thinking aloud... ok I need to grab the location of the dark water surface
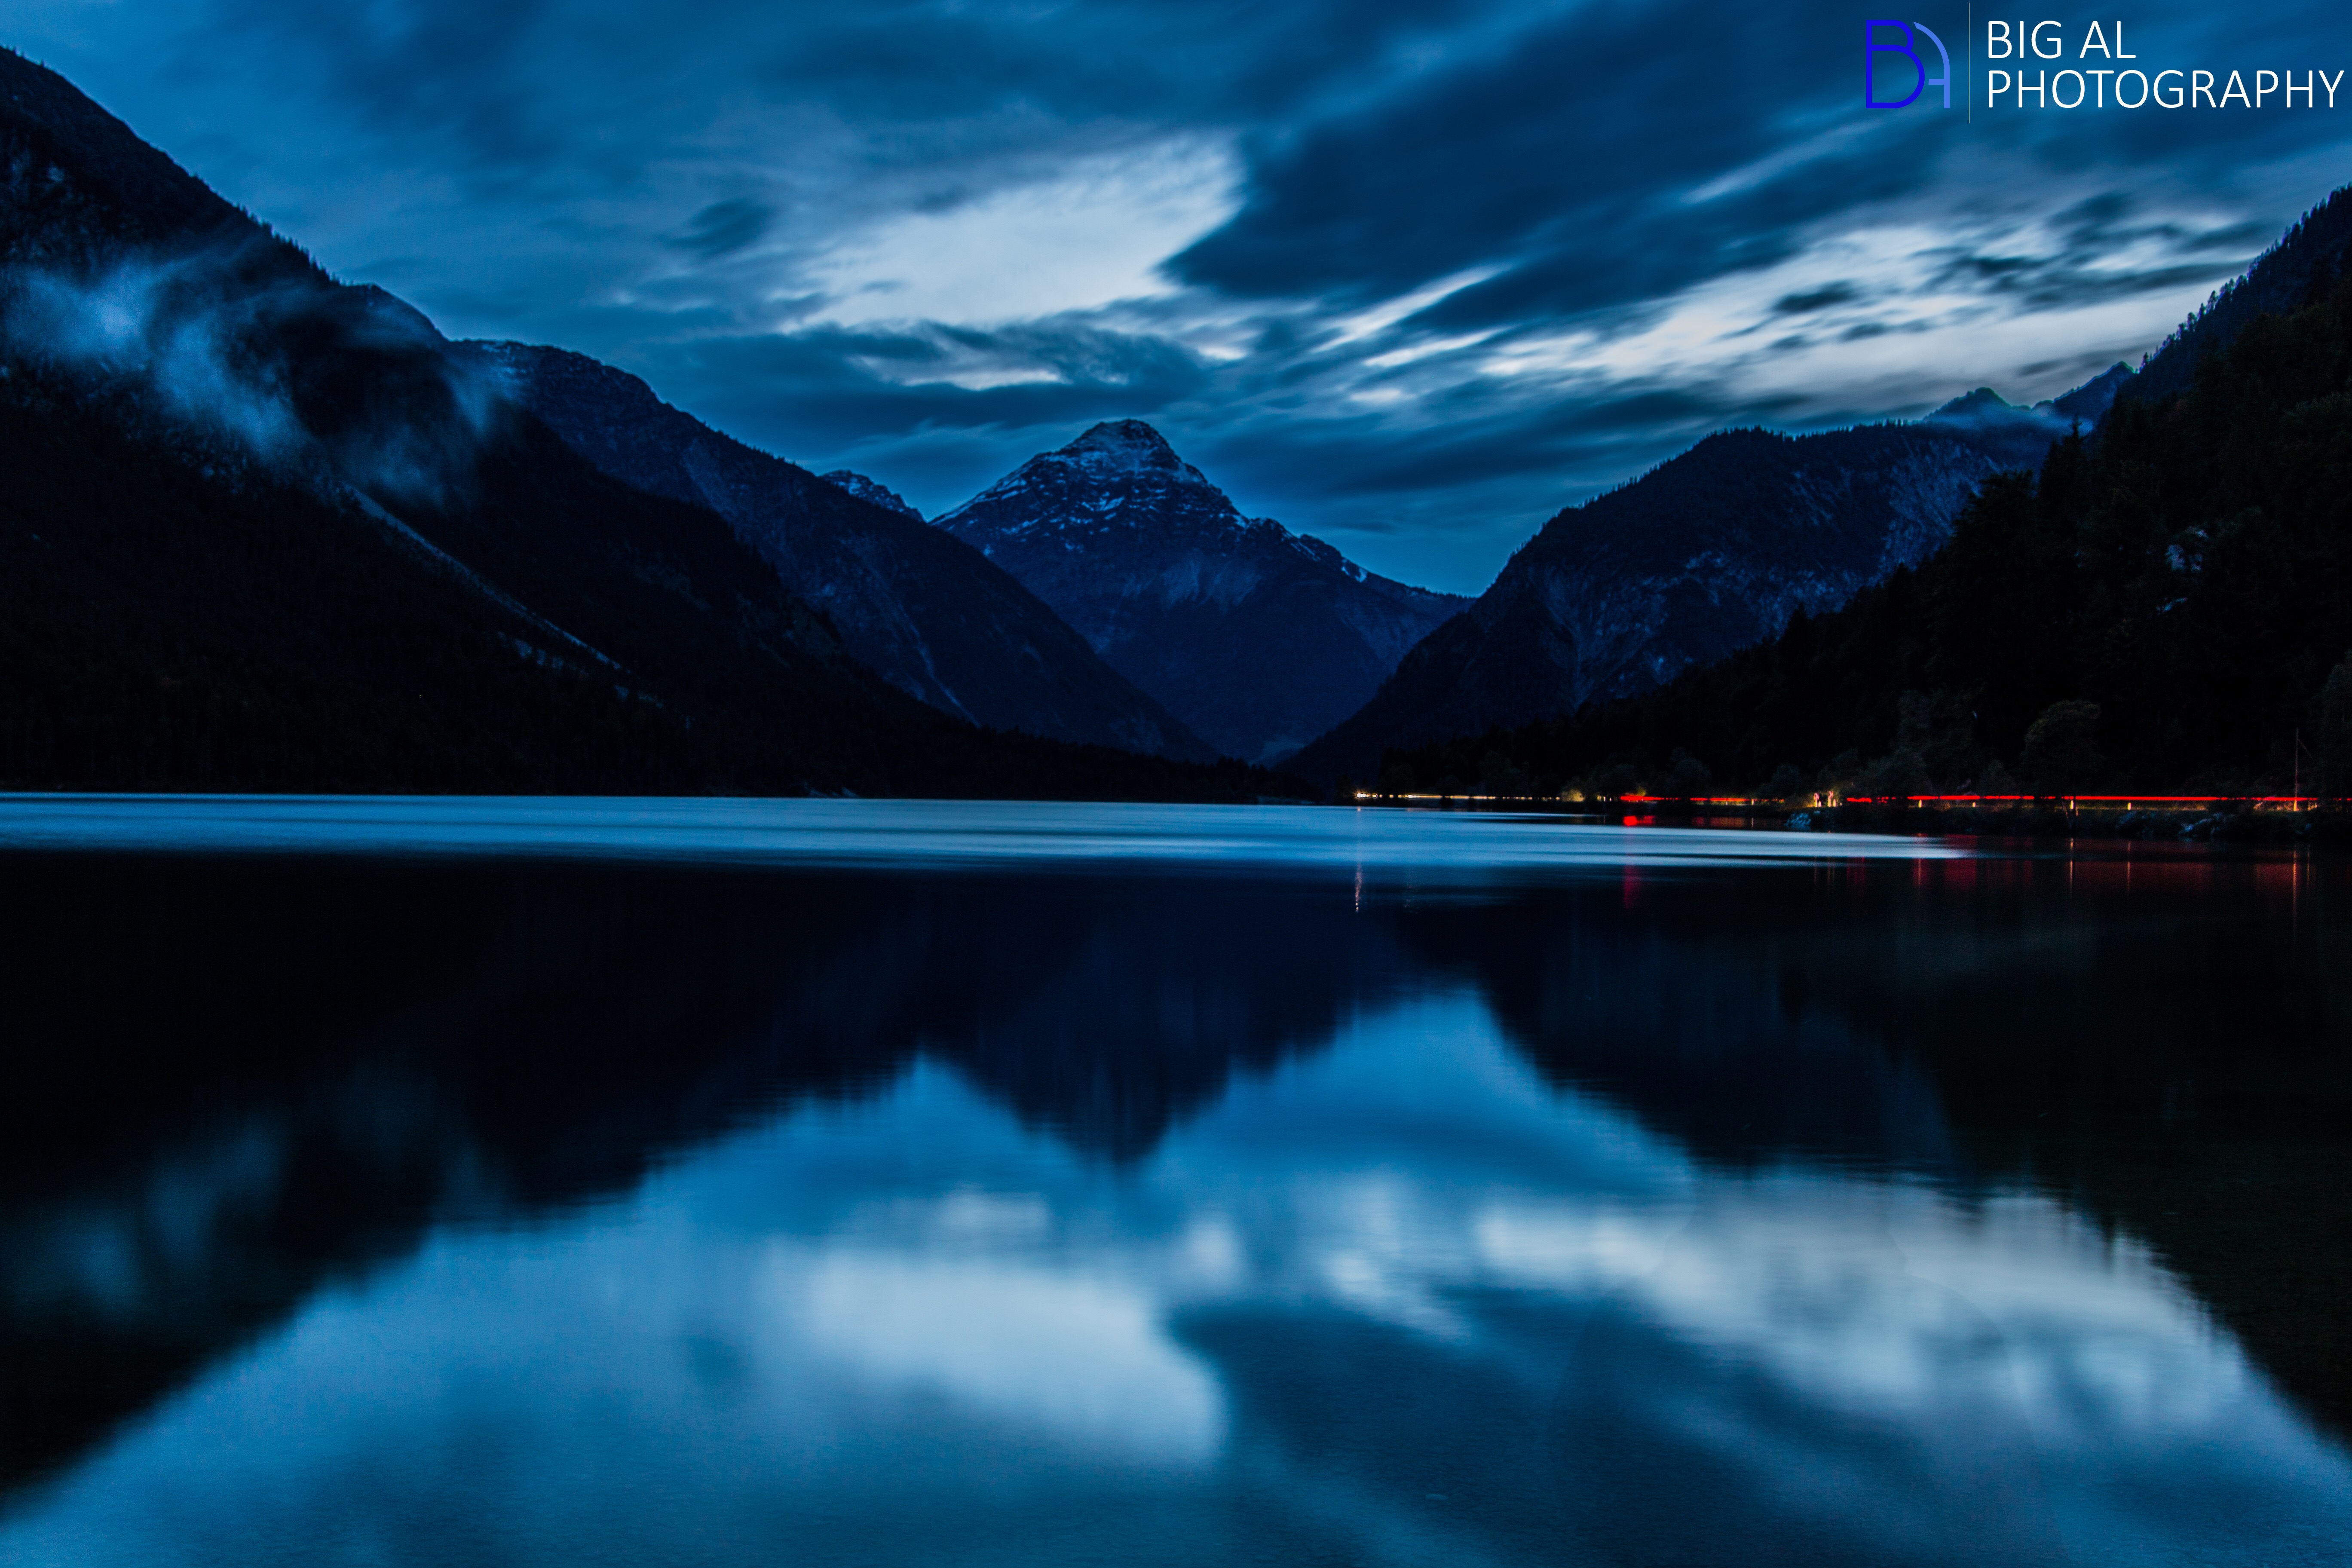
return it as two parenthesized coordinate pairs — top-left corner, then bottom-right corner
(1, 799), (2346, 1566)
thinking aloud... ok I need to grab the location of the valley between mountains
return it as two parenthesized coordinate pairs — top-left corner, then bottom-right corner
(6, 41), (2351, 800)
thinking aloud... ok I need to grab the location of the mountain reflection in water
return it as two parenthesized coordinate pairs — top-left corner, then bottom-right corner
(0, 803), (2346, 1566)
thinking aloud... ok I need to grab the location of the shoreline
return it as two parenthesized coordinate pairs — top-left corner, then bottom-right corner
(1352, 796), (2352, 845)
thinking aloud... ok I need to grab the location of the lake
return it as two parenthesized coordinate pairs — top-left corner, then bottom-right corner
(1, 798), (2346, 1566)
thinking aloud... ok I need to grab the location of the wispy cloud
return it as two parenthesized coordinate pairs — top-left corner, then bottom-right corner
(4, 238), (498, 501)
(13, 0), (2346, 592)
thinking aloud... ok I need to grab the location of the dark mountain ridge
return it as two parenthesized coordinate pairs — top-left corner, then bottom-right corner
(2125, 185), (2352, 406)
(1305, 196), (2352, 793)
(473, 343), (1212, 762)
(0, 46), (1265, 797)
(0, 43), (244, 255)
(1383, 187), (2352, 800)
(1921, 361), (2132, 446)
(1288, 380), (2127, 784)
(938, 420), (1467, 763)
(822, 469), (923, 520)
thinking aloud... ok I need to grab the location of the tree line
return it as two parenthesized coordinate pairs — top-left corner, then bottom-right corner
(1379, 261), (2352, 804)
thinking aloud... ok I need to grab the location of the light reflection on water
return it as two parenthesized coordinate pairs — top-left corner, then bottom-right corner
(0, 801), (2345, 1565)
(0, 794), (1962, 870)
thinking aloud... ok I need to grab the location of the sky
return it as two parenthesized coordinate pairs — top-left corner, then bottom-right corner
(10, 1), (2351, 594)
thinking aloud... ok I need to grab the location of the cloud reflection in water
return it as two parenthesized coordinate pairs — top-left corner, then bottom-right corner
(6, 988), (2344, 1567)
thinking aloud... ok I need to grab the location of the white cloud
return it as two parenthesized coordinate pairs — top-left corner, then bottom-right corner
(1466, 214), (2223, 418)
(800, 140), (1242, 330)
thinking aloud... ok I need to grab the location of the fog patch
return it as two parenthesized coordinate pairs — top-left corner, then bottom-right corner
(1, 239), (503, 505)
(5, 248), (309, 459)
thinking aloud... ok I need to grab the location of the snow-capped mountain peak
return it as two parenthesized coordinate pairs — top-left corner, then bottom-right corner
(935, 421), (1466, 763)
(944, 420), (1241, 538)
(821, 470), (924, 521)
(1059, 420), (1207, 482)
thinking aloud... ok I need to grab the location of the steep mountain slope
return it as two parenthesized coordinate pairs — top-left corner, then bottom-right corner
(1290, 372), (2128, 784)
(1332, 187), (2352, 794)
(822, 470), (922, 520)
(0, 46), (924, 790)
(0, 46), (1254, 797)
(2125, 185), (2352, 405)
(2, 355), (860, 792)
(0, 42), (245, 257)
(1920, 362), (2132, 454)
(937, 421), (1467, 763)
(1391, 253), (2352, 798)
(475, 344), (1210, 762)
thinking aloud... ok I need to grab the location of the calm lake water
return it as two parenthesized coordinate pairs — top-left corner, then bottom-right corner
(1, 799), (2347, 1566)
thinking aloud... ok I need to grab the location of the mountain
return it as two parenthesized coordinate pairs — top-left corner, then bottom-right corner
(1312, 190), (2352, 791)
(1920, 362), (2133, 452)
(0, 43), (245, 256)
(472, 344), (1212, 762)
(0, 46), (1261, 797)
(2046, 361), (2137, 425)
(822, 470), (922, 520)
(1289, 369), (2128, 784)
(2124, 185), (2352, 406)
(1384, 192), (2352, 799)
(937, 420), (1467, 763)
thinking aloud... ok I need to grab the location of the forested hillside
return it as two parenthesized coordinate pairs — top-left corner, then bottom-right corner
(1384, 261), (2352, 801)
(0, 359), (1281, 799)
(0, 45), (1290, 799)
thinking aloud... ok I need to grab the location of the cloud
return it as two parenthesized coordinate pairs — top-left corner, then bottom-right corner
(12, 0), (2348, 593)
(1171, 0), (1860, 308)
(1774, 284), (1862, 315)
(670, 197), (776, 260)
(2, 237), (499, 503)
(800, 141), (1240, 328)
(5, 246), (308, 458)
